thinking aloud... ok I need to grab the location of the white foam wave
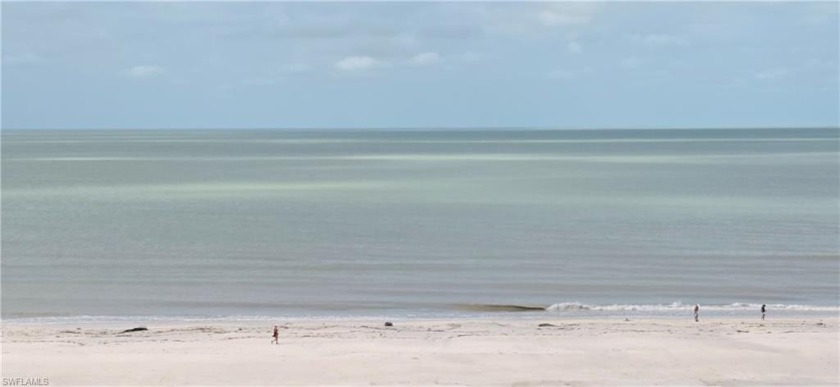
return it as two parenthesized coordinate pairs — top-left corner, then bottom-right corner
(545, 302), (840, 312)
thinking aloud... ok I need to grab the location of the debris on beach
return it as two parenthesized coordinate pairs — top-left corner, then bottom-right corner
(120, 327), (149, 334)
(384, 322), (393, 327)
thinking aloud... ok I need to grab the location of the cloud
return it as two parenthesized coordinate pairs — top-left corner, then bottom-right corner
(538, 3), (600, 26)
(631, 34), (690, 47)
(409, 52), (441, 66)
(125, 65), (166, 79)
(755, 67), (789, 80)
(334, 56), (387, 71)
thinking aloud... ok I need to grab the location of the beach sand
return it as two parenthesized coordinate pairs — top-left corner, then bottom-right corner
(2, 317), (838, 386)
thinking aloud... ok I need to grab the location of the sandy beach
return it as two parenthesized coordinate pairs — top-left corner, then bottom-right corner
(2, 317), (837, 386)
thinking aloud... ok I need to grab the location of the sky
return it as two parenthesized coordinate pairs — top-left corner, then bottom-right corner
(2, 1), (838, 130)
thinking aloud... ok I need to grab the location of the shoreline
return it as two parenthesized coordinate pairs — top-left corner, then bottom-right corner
(5, 301), (839, 324)
(3, 316), (838, 386)
(3, 307), (838, 326)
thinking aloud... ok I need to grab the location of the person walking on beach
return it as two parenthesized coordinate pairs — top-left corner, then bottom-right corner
(272, 325), (279, 345)
(761, 304), (766, 320)
(693, 304), (700, 322)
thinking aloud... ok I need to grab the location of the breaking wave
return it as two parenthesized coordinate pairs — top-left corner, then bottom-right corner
(455, 302), (839, 314)
(545, 301), (840, 313)
(456, 304), (548, 312)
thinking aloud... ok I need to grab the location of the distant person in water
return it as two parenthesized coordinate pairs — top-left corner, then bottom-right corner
(761, 304), (766, 320)
(693, 304), (700, 322)
(272, 325), (279, 345)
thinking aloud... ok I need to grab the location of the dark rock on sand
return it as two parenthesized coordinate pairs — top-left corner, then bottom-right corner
(120, 327), (148, 334)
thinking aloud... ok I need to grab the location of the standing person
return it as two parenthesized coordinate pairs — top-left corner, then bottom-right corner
(761, 304), (766, 320)
(693, 304), (700, 322)
(272, 325), (279, 345)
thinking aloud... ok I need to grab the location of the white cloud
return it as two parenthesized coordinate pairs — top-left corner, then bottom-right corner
(631, 34), (690, 47)
(125, 65), (166, 79)
(334, 56), (387, 71)
(409, 52), (441, 66)
(538, 3), (600, 26)
(755, 67), (789, 80)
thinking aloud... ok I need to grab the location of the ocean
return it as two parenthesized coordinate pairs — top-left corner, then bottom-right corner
(2, 128), (838, 321)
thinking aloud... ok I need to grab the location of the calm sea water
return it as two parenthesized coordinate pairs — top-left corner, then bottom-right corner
(2, 128), (838, 320)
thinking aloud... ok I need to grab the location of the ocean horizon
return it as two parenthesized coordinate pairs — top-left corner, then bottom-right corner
(3, 128), (838, 321)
